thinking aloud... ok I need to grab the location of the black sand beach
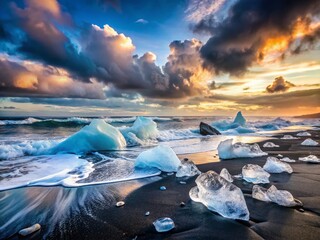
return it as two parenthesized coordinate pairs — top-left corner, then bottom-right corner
(2, 129), (320, 240)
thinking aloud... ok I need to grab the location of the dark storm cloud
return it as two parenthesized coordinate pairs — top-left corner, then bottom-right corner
(209, 81), (246, 90)
(266, 76), (295, 93)
(194, 0), (320, 75)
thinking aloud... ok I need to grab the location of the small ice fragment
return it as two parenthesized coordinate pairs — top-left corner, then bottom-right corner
(252, 185), (271, 202)
(135, 145), (181, 172)
(145, 211), (150, 216)
(263, 157), (293, 174)
(242, 164), (270, 184)
(180, 201), (186, 207)
(267, 185), (300, 207)
(189, 171), (250, 220)
(167, 172), (174, 176)
(160, 186), (166, 191)
(179, 181), (187, 184)
(277, 154), (283, 158)
(19, 223), (41, 236)
(153, 217), (175, 232)
(280, 157), (296, 163)
(176, 158), (200, 177)
(116, 201), (125, 207)
(281, 135), (297, 139)
(218, 139), (267, 160)
(296, 132), (311, 137)
(301, 138), (319, 146)
(298, 155), (320, 163)
(219, 168), (233, 182)
(263, 142), (279, 148)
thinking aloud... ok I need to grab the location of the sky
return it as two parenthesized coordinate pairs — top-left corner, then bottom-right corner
(0, 0), (319, 117)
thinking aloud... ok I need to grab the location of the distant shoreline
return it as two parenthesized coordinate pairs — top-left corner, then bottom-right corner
(295, 112), (320, 118)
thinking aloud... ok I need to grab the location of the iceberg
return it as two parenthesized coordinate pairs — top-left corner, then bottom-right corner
(280, 157), (296, 163)
(281, 135), (298, 140)
(233, 111), (246, 126)
(176, 158), (201, 178)
(263, 142), (279, 148)
(301, 138), (318, 146)
(263, 157), (293, 174)
(219, 168), (233, 182)
(52, 119), (126, 154)
(218, 139), (267, 160)
(296, 131), (311, 137)
(298, 155), (320, 163)
(242, 164), (270, 184)
(153, 217), (175, 232)
(189, 171), (249, 221)
(252, 185), (271, 202)
(135, 145), (181, 172)
(267, 185), (301, 207)
(123, 116), (158, 140)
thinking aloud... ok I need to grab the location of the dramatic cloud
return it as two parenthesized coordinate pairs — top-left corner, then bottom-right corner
(266, 76), (295, 93)
(190, 0), (320, 75)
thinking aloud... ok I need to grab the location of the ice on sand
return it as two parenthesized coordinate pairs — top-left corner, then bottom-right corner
(242, 164), (270, 184)
(263, 142), (279, 148)
(253, 185), (301, 207)
(153, 217), (175, 232)
(298, 155), (320, 163)
(220, 168), (233, 182)
(281, 135), (297, 140)
(301, 138), (318, 146)
(233, 111), (246, 126)
(19, 224), (41, 236)
(296, 132), (311, 137)
(218, 139), (267, 160)
(280, 157), (296, 163)
(52, 119), (126, 154)
(189, 171), (250, 221)
(176, 158), (201, 177)
(135, 145), (181, 172)
(263, 157), (293, 174)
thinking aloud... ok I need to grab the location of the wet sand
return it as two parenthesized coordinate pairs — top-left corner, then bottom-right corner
(2, 129), (320, 240)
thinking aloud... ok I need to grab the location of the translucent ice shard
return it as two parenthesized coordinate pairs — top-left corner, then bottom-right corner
(267, 185), (300, 207)
(252, 185), (271, 202)
(233, 111), (246, 126)
(218, 139), (267, 160)
(19, 224), (41, 236)
(219, 168), (233, 182)
(281, 135), (298, 139)
(296, 132), (311, 137)
(280, 157), (296, 163)
(135, 145), (181, 172)
(176, 158), (201, 178)
(189, 171), (250, 221)
(263, 142), (279, 148)
(153, 217), (175, 232)
(298, 155), (320, 163)
(263, 157), (293, 174)
(301, 138), (319, 146)
(242, 164), (270, 184)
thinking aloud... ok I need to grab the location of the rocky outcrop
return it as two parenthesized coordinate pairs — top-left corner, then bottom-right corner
(199, 122), (221, 135)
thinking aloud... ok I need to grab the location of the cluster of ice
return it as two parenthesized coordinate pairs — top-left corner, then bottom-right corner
(189, 171), (250, 220)
(296, 132), (311, 137)
(263, 157), (293, 174)
(280, 157), (296, 163)
(298, 155), (320, 163)
(219, 168), (233, 182)
(233, 111), (246, 126)
(301, 138), (319, 146)
(135, 145), (181, 172)
(252, 185), (300, 207)
(52, 119), (126, 154)
(281, 135), (298, 140)
(263, 142), (279, 148)
(242, 164), (270, 184)
(176, 158), (201, 178)
(218, 139), (267, 160)
(153, 217), (175, 232)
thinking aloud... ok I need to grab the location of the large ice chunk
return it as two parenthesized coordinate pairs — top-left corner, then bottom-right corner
(263, 142), (279, 148)
(135, 145), (181, 172)
(220, 168), (233, 182)
(153, 217), (175, 232)
(296, 131), (311, 137)
(267, 185), (300, 207)
(242, 164), (270, 184)
(252, 185), (271, 202)
(176, 158), (201, 177)
(298, 155), (320, 163)
(263, 157), (293, 174)
(301, 138), (319, 146)
(189, 171), (249, 220)
(218, 139), (267, 160)
(233, 111), (246, 126)
(125, 116), (158, 140)
(52, 119), (126, 154)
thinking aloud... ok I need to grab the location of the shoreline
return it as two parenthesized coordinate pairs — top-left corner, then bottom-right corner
(1, 129), (320, 239)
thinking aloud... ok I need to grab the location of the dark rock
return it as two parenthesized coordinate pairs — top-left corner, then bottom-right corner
(199, 122), (221, 135)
